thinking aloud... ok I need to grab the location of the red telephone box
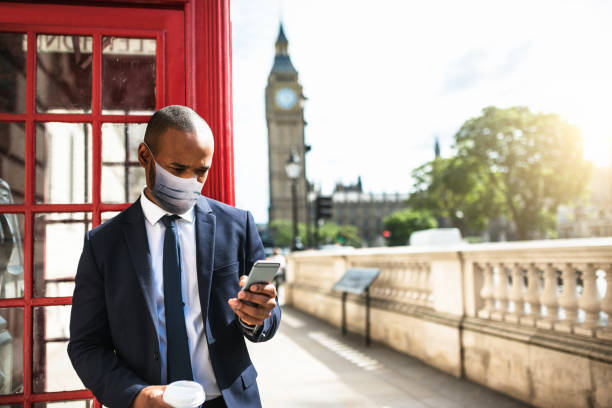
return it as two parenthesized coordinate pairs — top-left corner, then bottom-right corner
(0, 1), (235, 406)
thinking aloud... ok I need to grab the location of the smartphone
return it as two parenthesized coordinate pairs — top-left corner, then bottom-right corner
(241, 260), (281, 292)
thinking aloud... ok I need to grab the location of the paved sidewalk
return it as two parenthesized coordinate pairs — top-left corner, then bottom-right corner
(247, 306), (531, 408)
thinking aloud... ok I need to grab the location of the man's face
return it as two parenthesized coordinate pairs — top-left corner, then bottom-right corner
(138, 126), (214, 192)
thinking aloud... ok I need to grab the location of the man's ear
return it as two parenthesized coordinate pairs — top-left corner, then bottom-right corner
(137, 143), (150, 168)
(138, 143), (156, 189)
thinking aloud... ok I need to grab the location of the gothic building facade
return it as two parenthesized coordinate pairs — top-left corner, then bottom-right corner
(331, 177), (410, 247)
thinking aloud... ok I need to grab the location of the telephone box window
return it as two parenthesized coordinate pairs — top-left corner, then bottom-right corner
(0, 33), (26, 114)
(33, 213), (91, 298)
(36, 35), (93, 114)
(0, 307), (24, 396)
(101, 123), (146, 203)
(0, 213), (24, 300)
(35, 123), (92, 204)
(102, 37), (156, 115)
(33, 305), (84, 393)
(0, 123), (25, 204)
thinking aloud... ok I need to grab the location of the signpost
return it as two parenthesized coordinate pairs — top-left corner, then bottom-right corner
(332, 268), (380, 346)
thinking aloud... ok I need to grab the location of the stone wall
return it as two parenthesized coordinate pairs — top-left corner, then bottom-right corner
(284, 240), (612, 408)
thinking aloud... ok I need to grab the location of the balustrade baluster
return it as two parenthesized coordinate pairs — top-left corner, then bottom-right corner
(491, 263), (509, 321)
(397, 267), (406, 300)
(506, 263), (525, 323)
(419, 263), (430, 305)
(388, 265), (397, 298)
(537, 264), (559, 329)
(575, 263), (602, 337)
(520, 264), (541, 326)
(382, 268), (391, 297)
(597, 265), (612, 340)
(409, 263), (419, 302)
(555, 263), (579, 333)
(478, 263), (494, 319)
(394, 263), (403, 300)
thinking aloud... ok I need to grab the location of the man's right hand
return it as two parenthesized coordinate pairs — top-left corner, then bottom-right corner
(131, 385), (172, 408)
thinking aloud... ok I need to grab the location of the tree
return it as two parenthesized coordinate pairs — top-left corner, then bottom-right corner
(268, 219), (306, 247)
(318, 222), (362, 247)
(409, 155), (502, 237)
(454, 106), (592, 240)
(383, 209), (437, 246)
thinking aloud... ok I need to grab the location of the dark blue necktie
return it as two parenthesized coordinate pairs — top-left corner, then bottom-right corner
(161, 214), (193, 382)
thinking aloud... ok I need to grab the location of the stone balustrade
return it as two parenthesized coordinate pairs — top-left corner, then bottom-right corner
(461, 240), (611, 339)
(285, 238), (612, 408)
(350, 258), (433, 308)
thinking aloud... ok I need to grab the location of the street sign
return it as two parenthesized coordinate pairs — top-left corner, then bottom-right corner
(333, 268), (380, 346)
(333, 268), (380, 295)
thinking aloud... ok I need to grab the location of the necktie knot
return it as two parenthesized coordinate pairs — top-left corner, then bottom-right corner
(161, 214), (180, 229)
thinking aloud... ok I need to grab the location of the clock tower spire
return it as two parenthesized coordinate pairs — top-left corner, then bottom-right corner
(266, 23), (308, 230)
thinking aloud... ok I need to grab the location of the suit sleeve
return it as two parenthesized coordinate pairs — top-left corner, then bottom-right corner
(68, 231), (148, 408)
(242, 210), (281, 343)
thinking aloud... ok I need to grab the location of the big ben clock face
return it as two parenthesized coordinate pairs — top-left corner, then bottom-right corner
(275, 87), (297, 110)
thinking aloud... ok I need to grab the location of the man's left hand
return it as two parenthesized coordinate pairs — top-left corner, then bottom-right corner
(228, 275), (277, 326)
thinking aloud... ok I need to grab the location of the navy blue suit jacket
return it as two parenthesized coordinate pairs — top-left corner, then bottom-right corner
(68, 196), (281, 408)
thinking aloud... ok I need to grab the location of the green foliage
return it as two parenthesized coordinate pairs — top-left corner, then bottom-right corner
(383, 209), (437, 246)
(318, 222), (362, 247)
(409, 155), (503, 236)
(268, 219), (307, 247)
(416, 106), (592, 240)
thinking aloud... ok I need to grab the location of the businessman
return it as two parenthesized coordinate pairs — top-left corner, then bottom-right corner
(68, 105), (281, 408)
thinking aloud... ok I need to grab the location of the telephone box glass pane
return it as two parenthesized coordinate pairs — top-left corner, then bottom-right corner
(33, 213), (91, 298)
(33, 401), (93, 408)
(33, 305), (84, 393)
(101, 123), (146, 203)
(0, 307), (24, 395)
(35, 123), (92, 204)
(0, 123), (25, 204)
(36, 35), (92, 113)
(0, 33), (26, 114)
(102, 37), (156, 115)
(101, 211), (120, 224)
(0, 213), (24, 299)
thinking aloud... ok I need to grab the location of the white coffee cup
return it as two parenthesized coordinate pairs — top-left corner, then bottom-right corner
(163, 381), (206, 408)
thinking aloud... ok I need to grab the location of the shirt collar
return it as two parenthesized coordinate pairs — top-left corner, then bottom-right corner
(140, 189), (195, 225)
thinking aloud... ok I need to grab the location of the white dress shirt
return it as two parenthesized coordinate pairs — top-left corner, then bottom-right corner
(140, 191), (222, 399)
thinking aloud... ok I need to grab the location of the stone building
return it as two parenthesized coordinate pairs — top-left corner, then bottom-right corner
(265, 24), (309, 225)
(331, 177), (409, 247)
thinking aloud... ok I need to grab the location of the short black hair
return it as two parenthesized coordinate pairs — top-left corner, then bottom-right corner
(144, 105), (200, 154)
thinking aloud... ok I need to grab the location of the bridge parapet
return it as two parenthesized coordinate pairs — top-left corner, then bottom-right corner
(285, 239), (612, 408)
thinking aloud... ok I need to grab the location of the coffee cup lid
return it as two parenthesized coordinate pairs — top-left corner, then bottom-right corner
(163, 381), (205, 408)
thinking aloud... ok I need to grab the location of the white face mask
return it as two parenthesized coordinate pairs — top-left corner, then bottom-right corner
(145, 143), (204, 214)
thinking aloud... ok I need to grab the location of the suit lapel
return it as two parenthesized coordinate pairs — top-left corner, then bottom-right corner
(121, 200), (157, 331)
(194, 197), (216, 328)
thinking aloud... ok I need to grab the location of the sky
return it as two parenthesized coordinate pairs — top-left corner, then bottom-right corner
(230, 0), (612, 223)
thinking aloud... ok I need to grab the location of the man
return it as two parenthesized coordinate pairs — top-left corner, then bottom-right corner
(68, 105), (280, 408)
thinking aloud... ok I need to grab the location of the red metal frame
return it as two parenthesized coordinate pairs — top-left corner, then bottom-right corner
(0, 1), (235, 406)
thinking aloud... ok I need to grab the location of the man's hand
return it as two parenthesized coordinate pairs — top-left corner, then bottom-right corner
(131, 385), (172, 408)
(228, 275), (277, 326)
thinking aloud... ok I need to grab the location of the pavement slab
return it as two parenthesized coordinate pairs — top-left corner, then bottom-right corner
(247, 306), (532, 408)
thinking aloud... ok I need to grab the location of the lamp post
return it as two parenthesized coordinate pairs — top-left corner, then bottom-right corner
(285, 150), (301, 251)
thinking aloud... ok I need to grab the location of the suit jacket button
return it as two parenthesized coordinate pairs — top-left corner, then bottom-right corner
(154, 351), (159, 361)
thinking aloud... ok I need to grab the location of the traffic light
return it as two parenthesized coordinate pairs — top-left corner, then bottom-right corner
(315, 195), (333, 221)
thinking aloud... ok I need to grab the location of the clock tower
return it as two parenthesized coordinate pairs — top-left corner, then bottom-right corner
(266, 24), (308, 225)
